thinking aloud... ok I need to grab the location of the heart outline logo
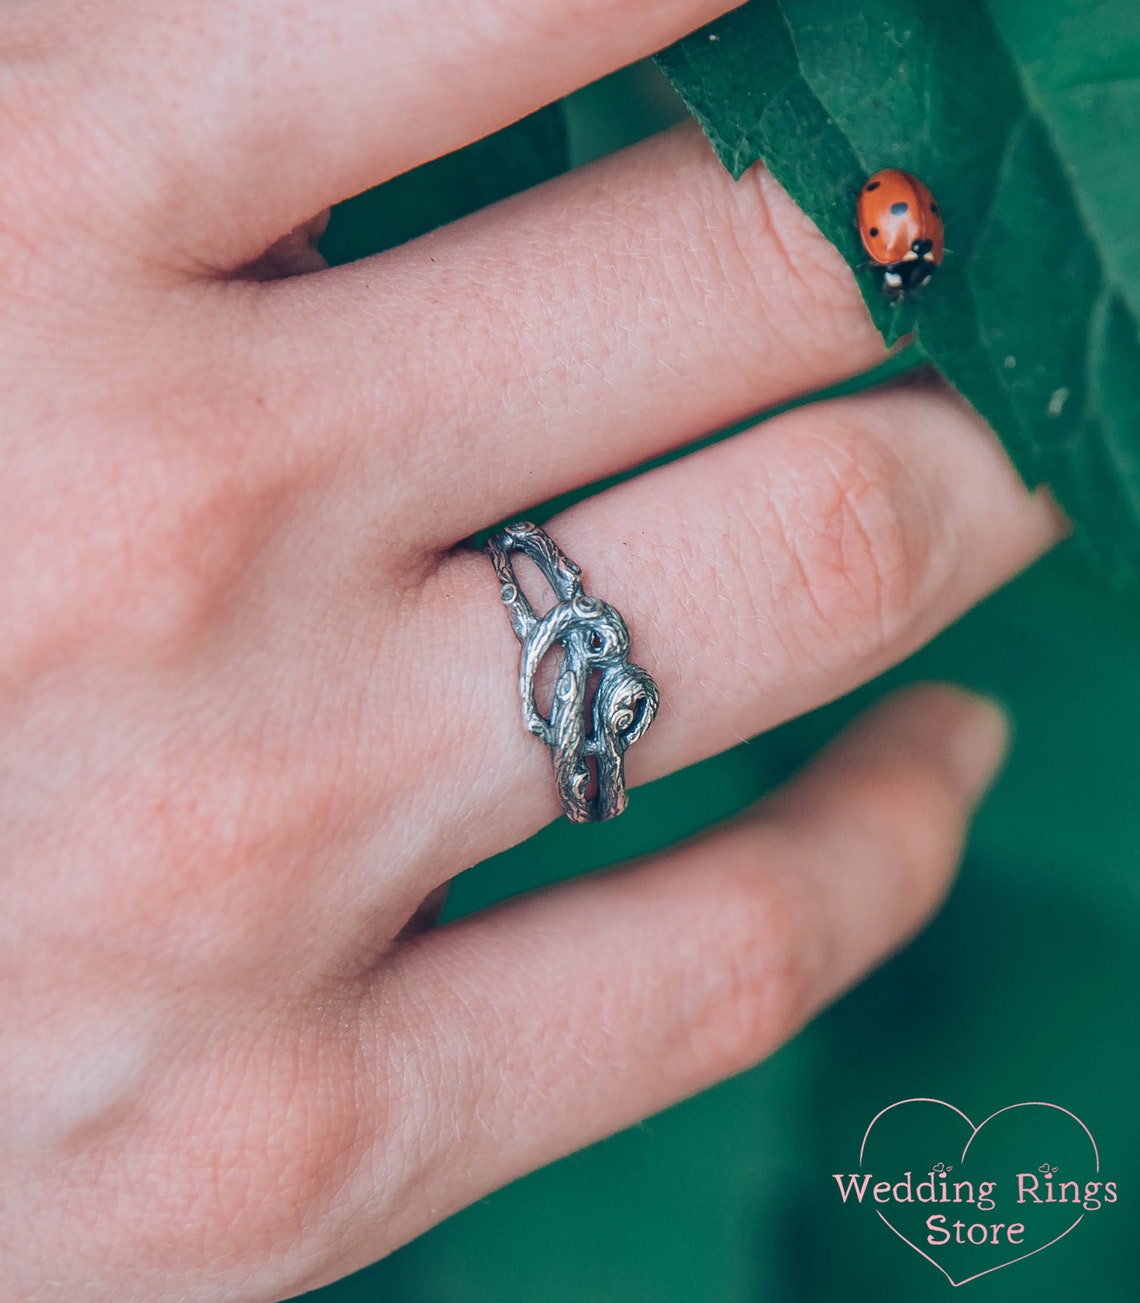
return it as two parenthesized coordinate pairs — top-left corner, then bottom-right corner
(858, 1098), (1100, 1287)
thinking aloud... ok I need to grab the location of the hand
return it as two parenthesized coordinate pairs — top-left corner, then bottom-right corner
(0, 1), (1064, 1298)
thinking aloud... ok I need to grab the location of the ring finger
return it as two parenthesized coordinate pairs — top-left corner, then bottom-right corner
(390, 378), (1063, 875)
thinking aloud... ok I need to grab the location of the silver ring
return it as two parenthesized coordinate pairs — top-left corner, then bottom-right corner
(486, 522), (659, 823)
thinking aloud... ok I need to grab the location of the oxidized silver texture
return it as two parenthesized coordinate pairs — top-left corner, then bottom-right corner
(486, 521), (659, 823)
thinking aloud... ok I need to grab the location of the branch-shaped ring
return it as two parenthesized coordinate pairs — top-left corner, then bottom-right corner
(486, 522), (659, 823)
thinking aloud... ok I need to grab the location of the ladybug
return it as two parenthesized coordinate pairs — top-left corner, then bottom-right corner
(857, 169), (944, 296)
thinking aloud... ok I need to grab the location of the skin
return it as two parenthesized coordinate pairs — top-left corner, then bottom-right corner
(0, 1), (1067, 1299)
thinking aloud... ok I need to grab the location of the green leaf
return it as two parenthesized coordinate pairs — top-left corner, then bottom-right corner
(657, 0), (1140, 584)
(320, 102), (568, 265)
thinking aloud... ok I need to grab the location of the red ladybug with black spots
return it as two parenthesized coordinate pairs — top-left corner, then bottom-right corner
(857, 169), (944, 296)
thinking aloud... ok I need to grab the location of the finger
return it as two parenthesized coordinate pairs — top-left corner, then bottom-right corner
(60, 0), (742, 269)
(248, 123), (884, 544)
(361, 684), (1008, 1256)
(389, 381), (1063, 873)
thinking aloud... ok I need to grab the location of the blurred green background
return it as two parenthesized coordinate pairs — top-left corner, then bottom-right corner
(301, 62), (1140, 1300)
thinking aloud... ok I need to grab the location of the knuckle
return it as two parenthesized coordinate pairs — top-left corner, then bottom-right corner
(763, 411), (936, 666)
(669, 848), (820, 1082)
(138, 1018), (368, 1289)
(5, 475), (222, 672)
(12, 1013), (374, 1299)
(70, 736), (381, 984)
(0, 53), (141, 280)
(0, 382), (303, 677)
(723, 160), (872, 360)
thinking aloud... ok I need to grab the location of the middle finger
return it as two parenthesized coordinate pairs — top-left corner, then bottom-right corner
(247, 122), (886, 547)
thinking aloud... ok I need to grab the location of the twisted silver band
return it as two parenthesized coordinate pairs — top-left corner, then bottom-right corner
(485, 522), (659, 823)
